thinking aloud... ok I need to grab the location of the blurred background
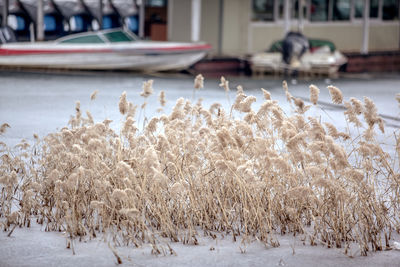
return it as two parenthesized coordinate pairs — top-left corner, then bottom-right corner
(0, 0), (399, 74)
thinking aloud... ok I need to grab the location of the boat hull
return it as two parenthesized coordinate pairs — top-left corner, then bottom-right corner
(250, 50), (348, 76)
(0, 43), (211, 71)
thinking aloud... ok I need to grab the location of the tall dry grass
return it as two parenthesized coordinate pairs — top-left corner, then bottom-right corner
(1, 77), (399, 258)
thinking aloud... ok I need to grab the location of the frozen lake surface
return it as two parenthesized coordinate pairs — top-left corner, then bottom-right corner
(1, 70), (400, 266)
(1, 70), (399, 146)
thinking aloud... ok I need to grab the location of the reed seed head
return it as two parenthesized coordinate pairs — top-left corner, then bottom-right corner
(140, 80), (154, 98)
(194, 74), (204, 89)
(90, 90), (99, 100)
(119, 91), (128, 115)
(219, 76), (230, 92)
(327, 85), (343, 104)
(309, 84), (320, 105)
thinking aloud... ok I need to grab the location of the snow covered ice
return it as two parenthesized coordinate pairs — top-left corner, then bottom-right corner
(1, 71), (400, 266)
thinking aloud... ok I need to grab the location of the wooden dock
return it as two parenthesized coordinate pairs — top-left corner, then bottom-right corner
(345, 51), (400, 73)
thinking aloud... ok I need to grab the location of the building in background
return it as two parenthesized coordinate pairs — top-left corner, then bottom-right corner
(168, 0), (399, 56)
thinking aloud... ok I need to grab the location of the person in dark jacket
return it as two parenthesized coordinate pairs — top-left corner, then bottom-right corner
(282, 31), (309, 65)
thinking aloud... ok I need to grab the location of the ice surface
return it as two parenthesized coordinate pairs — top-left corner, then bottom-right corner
(1, 71), (400, 266)
(1, 220), (400, 267)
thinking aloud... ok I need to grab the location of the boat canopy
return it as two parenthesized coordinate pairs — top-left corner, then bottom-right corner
(269, 38), (336, 53)
(56, 29), (139, 44)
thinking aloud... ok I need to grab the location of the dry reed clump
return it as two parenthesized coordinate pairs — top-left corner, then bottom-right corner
(0, 77), (400, 258)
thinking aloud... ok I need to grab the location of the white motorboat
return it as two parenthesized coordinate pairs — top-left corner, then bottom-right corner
(0, 28), (212, 71)
(251, 48), (348, 76)
(250, 33), (347, 76)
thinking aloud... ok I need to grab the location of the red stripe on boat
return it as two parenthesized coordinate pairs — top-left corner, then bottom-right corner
(0, 48), (112, 55)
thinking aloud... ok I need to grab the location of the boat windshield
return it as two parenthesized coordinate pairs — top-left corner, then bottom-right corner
(59, 34), (105, 44)
(102, 31), (135, 42)
(57, 29), (139, 44)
